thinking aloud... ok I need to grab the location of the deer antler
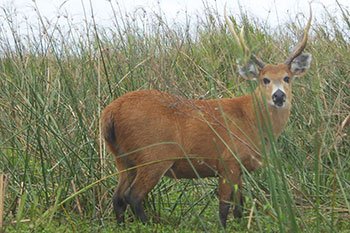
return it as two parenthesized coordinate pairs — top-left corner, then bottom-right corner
(284, 4), (312, 65)
(224, 5), (265, 69)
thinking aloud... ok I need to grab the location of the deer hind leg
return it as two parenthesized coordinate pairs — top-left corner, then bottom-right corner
(113, 157), (136, 223)
(113, 170), (136, 223)
(124, 161), (174, 223)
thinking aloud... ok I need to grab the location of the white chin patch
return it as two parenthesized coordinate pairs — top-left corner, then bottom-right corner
(274, 103), (285, 108)
(269, 100), (287, 108)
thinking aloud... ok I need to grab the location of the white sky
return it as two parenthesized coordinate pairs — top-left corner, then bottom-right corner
(0, 0), (349, 37)
(1, 0), (349, 24)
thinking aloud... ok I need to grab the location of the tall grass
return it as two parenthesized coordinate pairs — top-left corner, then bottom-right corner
(0, 1), (349, 232)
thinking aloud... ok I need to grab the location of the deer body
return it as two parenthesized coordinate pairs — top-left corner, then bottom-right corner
(103, 89), (267, 176)
(101, 8), (312, 227)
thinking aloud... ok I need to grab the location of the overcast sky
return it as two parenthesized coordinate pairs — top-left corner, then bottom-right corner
(2, 0), (349, 23)
(0, 0), (349, 35)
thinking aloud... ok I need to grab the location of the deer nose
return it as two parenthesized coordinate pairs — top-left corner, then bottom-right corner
(272, 89), (286, 107)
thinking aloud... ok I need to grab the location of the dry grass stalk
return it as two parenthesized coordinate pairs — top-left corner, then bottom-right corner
(70, 180), (83, 217)
(0, 174), (7, 232)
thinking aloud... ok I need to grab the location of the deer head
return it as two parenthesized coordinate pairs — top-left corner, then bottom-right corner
(225, 5), (312, 109)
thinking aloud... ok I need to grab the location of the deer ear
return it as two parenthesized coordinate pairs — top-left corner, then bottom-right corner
(238, 62), (259, 80)
(290, 53), (312, 77)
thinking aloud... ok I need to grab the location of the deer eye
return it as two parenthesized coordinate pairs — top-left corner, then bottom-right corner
(283, 76), (290, 83)
(263, 78), (270, 85)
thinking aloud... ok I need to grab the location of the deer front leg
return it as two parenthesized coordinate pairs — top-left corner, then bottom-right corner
(218, 162), (243, 227)
(233, 182), (243, 219)
(218, 177), (232, 228)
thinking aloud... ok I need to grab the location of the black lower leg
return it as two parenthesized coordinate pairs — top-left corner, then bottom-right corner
(233, 194), (244, 218)
(125, 188), (148, 223)
(219, 201), (231, 228)
(132, 200), (148, 223)
(113, 196), (127, 223)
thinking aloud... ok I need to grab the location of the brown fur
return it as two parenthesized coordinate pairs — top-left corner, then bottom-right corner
(101, 61), (310, 226)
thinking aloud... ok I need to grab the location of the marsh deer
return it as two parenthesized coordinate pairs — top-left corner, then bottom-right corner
(101, 7), (312, 227)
